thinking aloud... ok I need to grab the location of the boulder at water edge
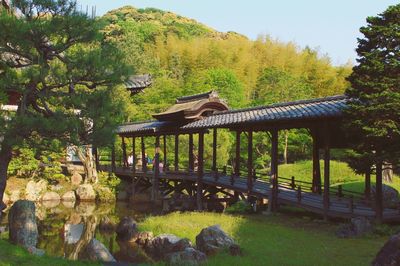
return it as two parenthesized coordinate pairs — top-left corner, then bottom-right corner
(71, 172), (83, 186)
(25, 180), (47, 201)
(116, 216), (138, 241)
(85, 238), (116, 262)
(8, 200), (38, 248)
(62, 191), (76, 202)
(76, 184), (96, 201)
(373, 233), (400, 266)
(165, 247), (207, 266)
(148, 234), (192, 260)
(195, 225), (236, 255)
(41, 191), (60, 202)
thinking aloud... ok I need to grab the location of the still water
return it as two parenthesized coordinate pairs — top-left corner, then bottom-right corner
(0, 200), (162, 263)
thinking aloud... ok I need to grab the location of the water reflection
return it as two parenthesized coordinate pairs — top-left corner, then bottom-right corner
(1, 200), (161, 263)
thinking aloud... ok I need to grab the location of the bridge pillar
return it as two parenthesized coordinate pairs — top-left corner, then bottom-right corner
(152, 136), (160, 201)
(141, 136), (146, 172)
(163, 135), (167, 171)
(323, 124), (330, 221)
(311, 129), (321, 194)
(212, 128), (217, 173)
(121, 136), (128, 167)
(197, 132), (204, 210)
(188, 133), (194, 172)
(174, 134), (179, 172)
(247, 130), (253, 194)
(270, 129), (279, 211)
(132, 137), (136, 175)
(235, 131), (241, 176)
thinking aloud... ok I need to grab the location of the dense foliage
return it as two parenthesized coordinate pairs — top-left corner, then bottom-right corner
(345, 4), (400, 174)
(100, 6), (352, 171)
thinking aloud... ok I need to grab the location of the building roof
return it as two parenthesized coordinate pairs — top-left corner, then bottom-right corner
(117, 95), (348, 136)
(125, 74), (152, 94)
(182, 95), (347, 130)
(152, 91), (228, 121)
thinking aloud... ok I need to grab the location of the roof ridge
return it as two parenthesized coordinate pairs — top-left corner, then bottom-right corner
(118, 120), (158, 126)
(210, 95), (347, 116)
(176, 90), (215, 103)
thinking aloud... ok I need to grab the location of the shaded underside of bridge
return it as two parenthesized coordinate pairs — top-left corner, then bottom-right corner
(97, 91), (397, 222)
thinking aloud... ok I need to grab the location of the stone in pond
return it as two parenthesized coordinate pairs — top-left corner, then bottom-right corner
(148, 234), (192, 259)
(165, 247), (207, 266)
(116, 216), (138, 241)
(8, 200), (38, 248)
(196, 225), (235, 255)
(84, 238), (116, 262)
(76, 184), (96, 201)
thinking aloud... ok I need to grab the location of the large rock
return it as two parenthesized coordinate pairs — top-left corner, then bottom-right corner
(10, 190), (21, 202)
(76, 184), (96, 201)
(41, 191), (60, 202)
(62, 191), (76, 202)
(84, 238), (116, 262)
(165, 247), (207, 266)
(71, 172), (83, 186)
(373, 233), (400, 266)
(25, 180), (47, 201)
(8, 200), (38, 248)
(116, 216), (138, 241)
(336, 217), (373, 238)
(196, 225), (235, 255)
(131, 231), (154, 247)
(372, 184), (399, 207)
(148, 234), (192, 259)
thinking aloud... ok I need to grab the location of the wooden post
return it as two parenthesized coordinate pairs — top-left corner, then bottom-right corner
(365, 167), (371, 199)
(141, 136), (146, 172)
(270, 129), (279, 211)
(212, 128), (217, 173)
(197, 132), (204, 210)
(93, 146), (99, 169)
(174, 134), (179, 172)
(312, 129), (321, 194)
(291, 176), (295, 189)
(163, 135), (167, 171)
(111, 143), (116, 172)
(121, 136), (127, 167)
(132, 137), (136, 175)
(376, 161), (383, 223)
(152, 136), (160, 201)
(189, 133), (194, 172)
(323, 126), (330, 221)
(235, 131), (241, 176)
(247, 130), (253, 194)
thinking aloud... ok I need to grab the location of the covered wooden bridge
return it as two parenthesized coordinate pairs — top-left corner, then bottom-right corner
(97, 91), (398, 222)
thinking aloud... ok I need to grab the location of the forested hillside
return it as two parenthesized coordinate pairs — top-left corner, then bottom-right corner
(100, 6), (353, 169)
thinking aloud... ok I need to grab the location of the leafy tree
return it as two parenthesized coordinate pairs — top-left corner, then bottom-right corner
(345, 4), (400, 174)
(0, 0), (131, 209)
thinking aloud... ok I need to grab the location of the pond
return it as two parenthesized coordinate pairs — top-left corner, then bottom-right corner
(0, 200), (162, 263)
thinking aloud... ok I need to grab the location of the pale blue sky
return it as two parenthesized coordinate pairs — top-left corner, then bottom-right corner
(77, 0), (398, 65)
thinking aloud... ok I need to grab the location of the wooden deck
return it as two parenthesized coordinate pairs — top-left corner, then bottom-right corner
(99, 165), (400, 222)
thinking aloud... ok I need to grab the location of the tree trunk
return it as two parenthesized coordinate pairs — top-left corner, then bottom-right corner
(74, 146), (98, 184)
(283, 130), (288, 164)
(0, 142), (12, 211)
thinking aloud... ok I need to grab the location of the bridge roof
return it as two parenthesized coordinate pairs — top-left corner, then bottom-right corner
(117, 95), (348, 136)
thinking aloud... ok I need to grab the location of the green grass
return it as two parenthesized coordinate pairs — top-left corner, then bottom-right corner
(279, 160), (400, 193)
(140, 211), (387, 266)
(0, 239), (99, 266)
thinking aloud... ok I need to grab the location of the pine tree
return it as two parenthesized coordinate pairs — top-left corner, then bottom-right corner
(345, 4), (400, 173)
(0, 0), (132, 209)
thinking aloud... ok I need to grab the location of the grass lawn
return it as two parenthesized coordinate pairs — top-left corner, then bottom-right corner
(140, 211), (388, 266)
(279, 160), (400, 193)
(0, 239), (99, 266)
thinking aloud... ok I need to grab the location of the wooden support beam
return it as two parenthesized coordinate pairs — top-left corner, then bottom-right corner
(235, 131), (241, 176)
(152, 136), (160, 201)
(323, 126), (330, 220)
(121, 136), (128, 167)
(247, 130), (253, 193)
(270, 129), (279, 211)
(197, 132), (204, 210)
(375, 161), (383, 223)
(311, 129), (321, 194)
(163, 135), (167, 170)
(174, 134), (179, 172)
(189, 133), (194, 172)
(212, 128), (217, 172)
(132, 137), (136, 175)
(365, 167), (371, 199)
(141, 136), (146, 172)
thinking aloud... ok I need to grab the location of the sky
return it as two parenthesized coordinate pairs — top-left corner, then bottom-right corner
(77, 0), (398, 66)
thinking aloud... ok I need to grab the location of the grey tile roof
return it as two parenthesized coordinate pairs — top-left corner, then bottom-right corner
(125, 74), (152, 90)
(182, 95), (347, 129)
(117, 95), (348, 135)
